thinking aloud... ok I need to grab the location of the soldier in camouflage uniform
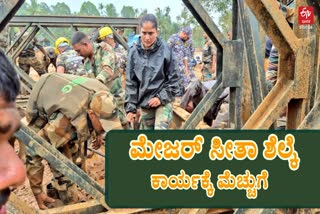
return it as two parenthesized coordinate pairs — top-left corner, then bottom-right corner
(71, 31), (128, 129)
(168, 26), (195, 96)
(125, 14), (180, 130)
(25, 73), (121, 209)
(202, 33), (217, 81)
(55, 37), (86, 76)
(16, 35), (47, 76)
(97, 27), (127, 85)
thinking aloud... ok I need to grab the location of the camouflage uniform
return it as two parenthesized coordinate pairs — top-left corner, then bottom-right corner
(114, 43), (127, 77)
(56, 47), (86, 76)
(125, 37), (180, 130)
(84, 42), (128, 128)
(0, 27), (8, 50)
(140, 103), (173, 130)
(202, 38), (217, 81)
(168, 34), (195, 95)
(17, 37), (47, 76)
(26, 73), (121, 204)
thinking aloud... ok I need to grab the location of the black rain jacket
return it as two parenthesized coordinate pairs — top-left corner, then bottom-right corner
(125, 37), (180, 113)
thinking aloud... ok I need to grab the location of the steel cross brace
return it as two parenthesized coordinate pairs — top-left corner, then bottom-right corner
(243, 0), (316, 129)
(9, 15), (139, 29)
(182, 0), (243, 130)
(5, 22), (31, 54)
(37, 24), (56, 43)
(11, 25), (39, 59)
(15, 124), (110, 210)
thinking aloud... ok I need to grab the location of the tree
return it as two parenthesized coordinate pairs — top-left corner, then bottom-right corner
(120, 6), (137, 18)
(138, 9), (148, 18)
(51, 2), (71, 15)
(16, 2), (29, 15)
(19, 0), (46, 15)
(155, 7), (176, 41)
(199, 0), (232, 33)
(38, 2), (52, 14)
(79, 1), (100, 16)
(98, 3), (105, 16)
(176, 6), (197, 26)
(105, 3), (118, 17)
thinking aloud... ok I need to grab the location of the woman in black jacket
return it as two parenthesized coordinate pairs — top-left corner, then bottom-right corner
(125, 14), (180, 129)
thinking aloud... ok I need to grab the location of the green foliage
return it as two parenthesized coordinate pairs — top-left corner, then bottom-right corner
(200, 0), (232, 33)
(51, 2), (71, 15)
(14, 0), (233, 49)
(155, 7), (177, 41)
(79, 1), (100, 16)
(105, 3), (119, 17)
(121, 6), (138, 18)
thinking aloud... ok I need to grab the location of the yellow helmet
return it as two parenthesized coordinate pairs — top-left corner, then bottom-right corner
(99, 27), (113, 39)
(54, 37), (70, 54)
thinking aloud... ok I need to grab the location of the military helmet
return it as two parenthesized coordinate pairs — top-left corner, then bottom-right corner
(98, 27), (113, 39)
(55, 37), (70, 54)
(89, 91), (122, 131)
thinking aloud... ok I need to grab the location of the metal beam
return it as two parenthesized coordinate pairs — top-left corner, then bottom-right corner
(37, 24), (56, 42)
(43, 200), (106, 214)
(287, 0), (318, 129)
(223, 40), (244, 129)
(6, 22), (31, 54)
(0, 0), (25, 32)
(110, 25), (128, 50)
(238, 0), (268, 110)
(6, 192), (37, 214)
(229, 0), (241, 129)
(14, 64), (35, 91)
(15, 124), (109, 210)
(243, 80), (294, 129)
(11, 25), (39, 59)
(245, 0), (298, 58)
(298, 100), (320, 129)
(9, 16), (139, 28)
(182, 0), (225, 49)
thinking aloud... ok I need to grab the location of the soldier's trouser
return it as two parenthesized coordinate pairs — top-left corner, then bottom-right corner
(114, 94), (129, 129)
(140, 103), (173, 130)
(18, 56), (46, 76)
(109, 78), (128, 129)
(266, 69), (277, 91)
(26, 113), (80, 204)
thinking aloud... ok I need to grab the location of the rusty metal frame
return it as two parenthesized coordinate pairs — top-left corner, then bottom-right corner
(15, 124), (110, 210)
(6, 15), (138, 93)
(5, 22), (31, 54)
(238, 0), (268, 111)
(242, 0), (316, 129)
(11, 25), (39, 59)
(182, 0), (244, 130)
